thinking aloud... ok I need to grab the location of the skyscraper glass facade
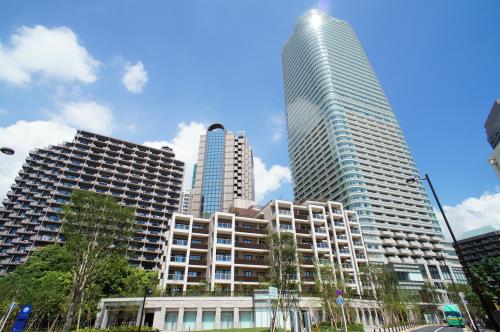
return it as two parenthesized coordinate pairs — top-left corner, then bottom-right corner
(201, 128), (225, 216)
(283, 10), (463, 285)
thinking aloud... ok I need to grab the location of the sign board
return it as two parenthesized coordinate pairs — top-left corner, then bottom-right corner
(11, 304), (32, 332)
(336, 296), (344, 305)
(336, 289), (342, 296)
(268, 287), (278, 300)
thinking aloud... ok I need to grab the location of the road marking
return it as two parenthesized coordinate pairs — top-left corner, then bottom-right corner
(433, 327), (444, 332)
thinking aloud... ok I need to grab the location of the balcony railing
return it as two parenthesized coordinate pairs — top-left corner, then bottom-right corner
(216, 255), (232, 262)
(234, 258), (267, 266)
(192, 227), (209, 234)
(235, 226), (267, 234)
(215, 272), (231, 280)
(216, 238), (231, 245)
(296, 228), (310, 234)
(187, 276), (205, 282)
(236, 242), (265, 249)
(317, 243), (329, 248)
(189, 259), (207, 266)
(218, 222), (232, 229)
(298, 243), (312, 249)
(234, 275), (259, 282)
(170, 256), (186, 262)
(172, 239), (188, 246)
(190, 243), (208, 250)
(168, 274), (184, 280)
(175, 223), (189, 230)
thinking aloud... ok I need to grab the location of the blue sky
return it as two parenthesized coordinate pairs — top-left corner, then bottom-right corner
(1, 0), (499, 234)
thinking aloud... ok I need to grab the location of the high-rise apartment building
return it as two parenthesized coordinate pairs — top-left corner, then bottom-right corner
(159, 199), (368, 296)
(485, 100), (500, 177)
(179, 189), (192, 215)
(0, 130), (184, 274)
(282, 10), (463, 288)
(191, 124), (255, 217)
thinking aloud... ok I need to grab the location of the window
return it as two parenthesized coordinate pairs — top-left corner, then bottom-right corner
(428, 265), (441, 280)
(244, 255), (252, 260)
(244, 271), (252, 277)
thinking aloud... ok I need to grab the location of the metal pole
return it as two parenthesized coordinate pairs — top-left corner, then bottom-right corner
(137, 289), (147, 332)
(0, 303), (16, 332)
(459, 292), (475, 330)
(424, 174), (496, 331)
(340, 303), (347, 332)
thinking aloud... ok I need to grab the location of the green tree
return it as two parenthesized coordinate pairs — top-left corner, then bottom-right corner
(468, 257), (500, 309)
(363, 264), (408, 325)
(266, 231), (301, 332)
(314, 260), (346, 330)
(61, 190), (136, 332)
(0, 244), (73, 331)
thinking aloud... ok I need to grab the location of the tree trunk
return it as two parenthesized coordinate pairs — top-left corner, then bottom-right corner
(76, 305), (82, 332)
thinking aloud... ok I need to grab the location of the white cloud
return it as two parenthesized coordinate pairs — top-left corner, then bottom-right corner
(266, 112), (285, 143)
(0, 120), (76, 198)
(254, 157), (291, 202)
(0, 25), (99, 85)
(53, 101), (113, 135)
(144, 121), (206, 188)
(122, 61), (148, 93)
(436, 190), (500, 239)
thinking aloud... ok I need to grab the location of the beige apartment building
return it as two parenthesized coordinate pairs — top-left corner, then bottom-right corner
(159, 199), (369, 295)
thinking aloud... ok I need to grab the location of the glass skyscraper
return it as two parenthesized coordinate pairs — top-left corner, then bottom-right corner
(283, 10), (464, 289)
(191, 124), (255, 217)
(201, 127), (226, 215)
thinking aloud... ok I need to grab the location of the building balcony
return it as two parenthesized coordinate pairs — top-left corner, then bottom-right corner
(234, 275), (258, 282)
(234, 258), (267, 266)
(408, 241), (421, 248)
(190, 243), (208, 250)
(396, 240), (409, 247)
(235, 242), (265, 250)
(189, 259), (207, 266)
(187, 276), (206, 282)
(296, 228), (310, 234)
(385, 247), (398, 255)
(399, 248), (412, 256)
(235, 226), (267, 234)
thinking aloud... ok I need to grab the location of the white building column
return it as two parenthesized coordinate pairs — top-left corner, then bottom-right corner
(215, 307), (222, 329)
(355, 308), (361, 324)
(195, 307), (203, 331)
(152, 308), (166, 331)
(373, 310), (380, 326)
(176, 307), (184, 331)
(234, 307), (240, 328)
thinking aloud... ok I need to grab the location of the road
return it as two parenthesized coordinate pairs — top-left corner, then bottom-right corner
(412, 326), (464, 332)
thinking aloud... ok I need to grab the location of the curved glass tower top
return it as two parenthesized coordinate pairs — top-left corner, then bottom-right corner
(282, 10), (455, 278)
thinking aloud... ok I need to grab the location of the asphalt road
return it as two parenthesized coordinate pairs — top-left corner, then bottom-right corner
(412, 326), (465, 332)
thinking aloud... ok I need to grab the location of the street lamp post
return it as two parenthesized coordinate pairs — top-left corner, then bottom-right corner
(137, 286), (153, 332)
(406, 173), (498, 331)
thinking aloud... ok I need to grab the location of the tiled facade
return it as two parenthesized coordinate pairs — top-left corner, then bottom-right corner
(282, 10), (464, 291)
(455, 228), (500, 264)
(191, 124), (255, 218)
(159, 200), (369, 296)
(0, 130), (184, 274)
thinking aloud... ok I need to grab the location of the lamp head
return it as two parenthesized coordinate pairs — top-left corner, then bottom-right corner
(1, 147), (14, 155)
(405, 177), (416, 184)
